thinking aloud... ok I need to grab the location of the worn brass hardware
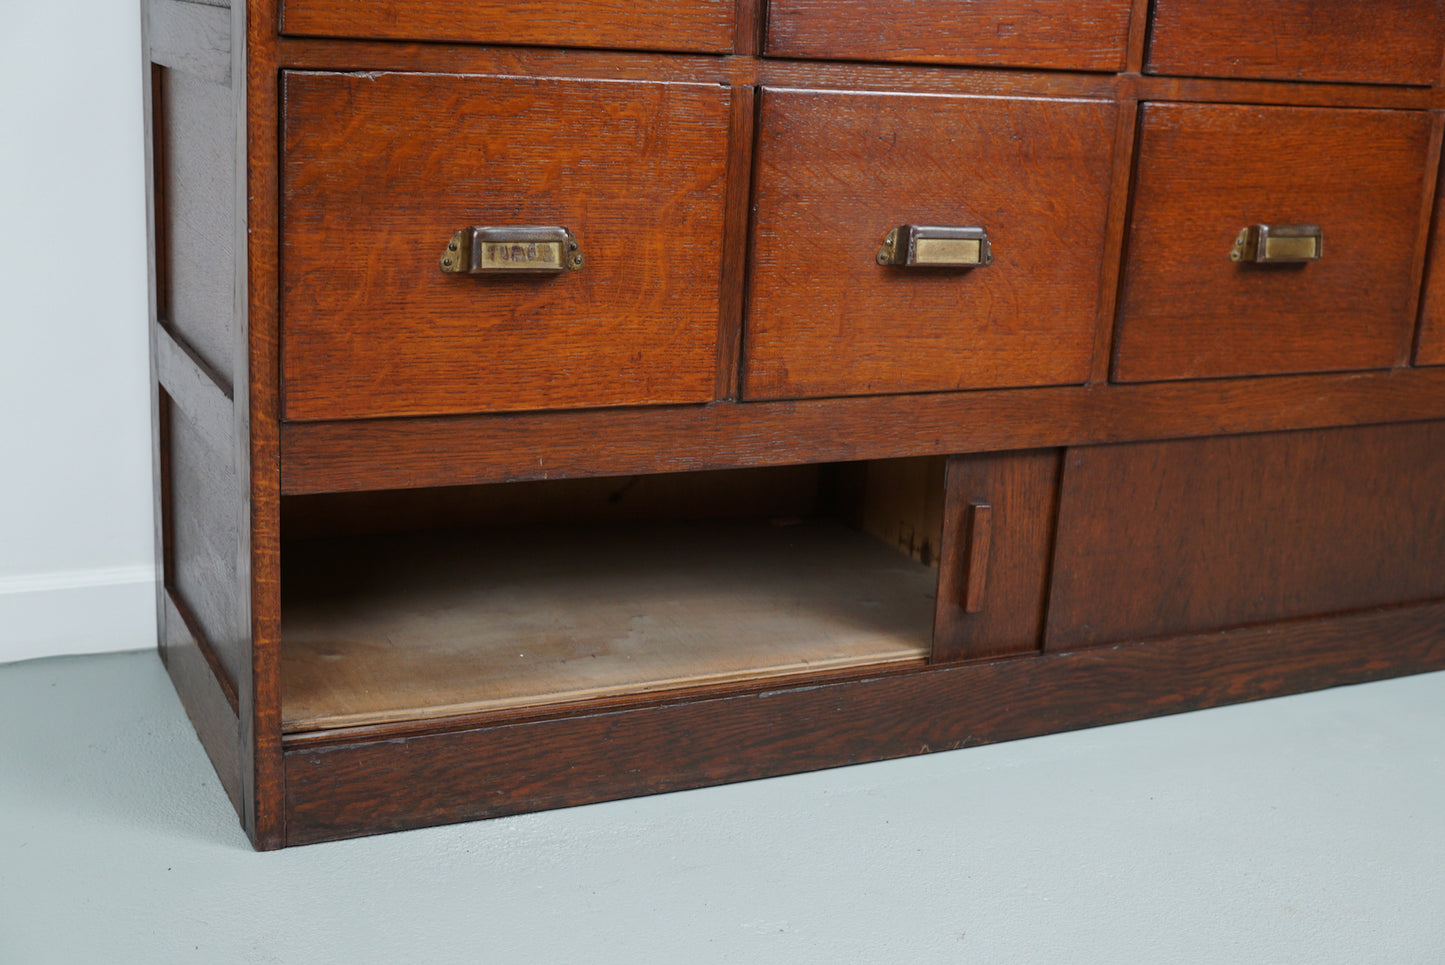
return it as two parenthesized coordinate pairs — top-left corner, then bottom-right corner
(877, 225), (992, 269)
(1229, 224), (1323, 264)
(440, 226), (584, 274)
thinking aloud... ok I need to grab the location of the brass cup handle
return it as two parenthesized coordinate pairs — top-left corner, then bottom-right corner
(1229, 224), (1322, 264)
(877, 225), (992, 269)
(440, 226), (584, 274)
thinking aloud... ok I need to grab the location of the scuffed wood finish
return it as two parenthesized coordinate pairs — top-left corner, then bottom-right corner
(280, 71), (731, 420)
(279, 366), (1445, 494)
(1045, 422), (1445, 651)
(280, 0), (734, 54)
(1147, 0), (1445, 87)
(765, 0), (1132, 72)
(282, 600), (1445, 844)
(744, 89), (1116, 400)
(1115, 102), (1434, 383)
(933, 451), (1061, 662)
(280, 521), (933, 731)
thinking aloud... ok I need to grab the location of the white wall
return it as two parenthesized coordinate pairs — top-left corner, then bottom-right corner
(0, 2), (157, 661)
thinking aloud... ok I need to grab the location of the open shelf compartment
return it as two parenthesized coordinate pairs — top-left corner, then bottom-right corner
(279, 459), (948, 732)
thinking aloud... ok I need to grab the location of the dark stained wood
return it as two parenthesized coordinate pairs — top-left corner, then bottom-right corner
(280, 0), (734, 54)
(764, 0), (1131, 72)
(1088, 93), (1140, 384)
(933, 451), (1060, 662)
(244, 0), (287, 851)
(1115, 103), (1434, 383)
(1130, 74), (1437, 112)
(166, 372), (247, 691)
(279, 366), (1445, 494)
(1045, 422), (1445, 651)
(1147, 0), (1445, 87)
(961, 504), (992, 613)
(1402, 114), (1445, 365)
(167, 585), (240, 713)
(841, 457), (947, 567)
(155, 65), (237, 382)
(1123, 0), (1151, 74)
(148, 0), (232, 84)
(153, 0), (1445, 850)
(269, 40), (1443, 111)
(155, 321), (233, 459)
(715, 85), (755, 400)
(161, 589), (244, 814)
(280, 71), (731, 421)
(1415, 115), (1445, 367)
(282, 600), (1445, 844)
(733, 0), (761, 56)
(282, 465), (826, 538)
(744, 89), (1116, 400)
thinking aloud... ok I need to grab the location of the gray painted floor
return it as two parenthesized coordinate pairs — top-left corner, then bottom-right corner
(2, 650), (1442, 964)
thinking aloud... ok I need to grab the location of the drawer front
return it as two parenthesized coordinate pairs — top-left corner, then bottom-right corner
(765, 0), (1132, 71)
(1045, 423), (1445, 651)
(1148, 0), (1445, 86)
(281, 0), (734, 54)
(281, 72), (730, 421)
(1114, 103), (1432, 384)
(744, 89), (1117, 401)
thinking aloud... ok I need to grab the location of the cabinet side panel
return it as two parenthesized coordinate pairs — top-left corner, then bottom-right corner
(1045, 422), (1445, 650)
(166, 388), (248, 692)
(156, 66), (236, 385)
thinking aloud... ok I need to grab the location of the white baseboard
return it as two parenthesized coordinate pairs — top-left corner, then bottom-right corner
(0, 566), (158, 664)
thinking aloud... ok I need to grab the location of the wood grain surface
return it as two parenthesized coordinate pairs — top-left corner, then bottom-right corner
(280, 520), (934, 731)
(280, 0), (734, 55)
(933, 450), (1061, 662)
(280, 71), (731, 420)
(744, 88), (1117, 400)
(279, 366), (1445, 494)
(765, 0), (1132, 72)
(1148, 0), (1445, 87)
(1045, 421), (1445, 650)
(282, 600), (1445, 844)
(1115, 102), (1433, 383)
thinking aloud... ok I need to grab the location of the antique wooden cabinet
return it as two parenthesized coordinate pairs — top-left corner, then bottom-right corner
(144, 0), (1445, 848)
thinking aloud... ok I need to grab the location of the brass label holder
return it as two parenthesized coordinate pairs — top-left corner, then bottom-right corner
(878, 225), (992, 269)
(441, 226), (584, 274)
(1230, 224), (1323, 264)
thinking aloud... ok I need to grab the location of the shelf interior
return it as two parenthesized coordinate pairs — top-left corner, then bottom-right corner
(279, 461), (945, 733)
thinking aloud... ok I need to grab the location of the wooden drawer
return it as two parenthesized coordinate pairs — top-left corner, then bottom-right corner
(1114, 102), (1433, 384)
(764, 0), (1132, 71)
(280, 72), (731, 422)
(280, 0), (734, 54)
(1148, 0), (1445, 87)
(743, 88), (1117, 401)
(1044, 423), (1445, 651)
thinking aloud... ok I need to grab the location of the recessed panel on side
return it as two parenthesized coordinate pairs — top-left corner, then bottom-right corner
(281, 72), (731, 421)
(765, 0), (1132, 71)
(1045, 423), (1445, 651)
(744, 89), (1116, 401)
(1115, 103), (1432, 383)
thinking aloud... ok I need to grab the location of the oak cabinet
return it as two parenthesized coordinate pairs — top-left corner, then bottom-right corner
(146, 0), (1445, 848)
